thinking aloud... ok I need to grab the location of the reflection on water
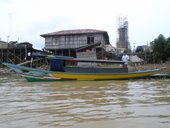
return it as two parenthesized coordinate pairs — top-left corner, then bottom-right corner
(0, 75), (170, 128)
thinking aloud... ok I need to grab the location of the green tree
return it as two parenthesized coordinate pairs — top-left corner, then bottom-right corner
(166, 36), (170, 60)
(151, 34), (167, 63)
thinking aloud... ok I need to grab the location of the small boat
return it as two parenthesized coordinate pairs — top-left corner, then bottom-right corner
(48, 57), (161, 80)
(21, 74), (62, 82)
(51, 67), (161, 80)
(2, 62), (52, 74)
(2, 63), (61, 82)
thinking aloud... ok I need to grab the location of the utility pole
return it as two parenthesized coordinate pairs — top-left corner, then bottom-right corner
(7, 36), (10, 43)
(9, 13), (13, 42)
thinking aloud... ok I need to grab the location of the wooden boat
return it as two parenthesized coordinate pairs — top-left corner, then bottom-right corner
(48, 58), (161, 80)
(21, 74), (62, 82)
(2, 62), (52, 74)
(3, 54), (162, 81)
(2, 63), (61, 82)
(51, 68), (161, 80)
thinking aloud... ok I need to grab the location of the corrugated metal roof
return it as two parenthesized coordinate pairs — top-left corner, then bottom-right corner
(0, 40), (7, 44)
(41, 29), (108, 37)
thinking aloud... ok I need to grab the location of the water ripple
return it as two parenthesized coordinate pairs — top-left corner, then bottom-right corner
(0, 76), (170, 128)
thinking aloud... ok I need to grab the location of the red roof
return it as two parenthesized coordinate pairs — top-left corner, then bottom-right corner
(41, 29), (108, 37)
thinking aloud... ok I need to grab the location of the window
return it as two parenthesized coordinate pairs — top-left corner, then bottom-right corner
(87, 36), (94, 44)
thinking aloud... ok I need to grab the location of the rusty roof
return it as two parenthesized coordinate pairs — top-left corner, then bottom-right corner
(41, 29), (108, 37)
(75, 42), (101, 52)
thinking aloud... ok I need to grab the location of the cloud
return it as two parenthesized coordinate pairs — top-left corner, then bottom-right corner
(0, 0), (170, 49)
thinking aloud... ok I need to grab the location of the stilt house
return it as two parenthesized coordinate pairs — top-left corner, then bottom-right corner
(41, 29), (110, 59)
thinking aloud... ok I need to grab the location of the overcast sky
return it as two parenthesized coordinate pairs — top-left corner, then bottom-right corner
(0, 0), (170, 50)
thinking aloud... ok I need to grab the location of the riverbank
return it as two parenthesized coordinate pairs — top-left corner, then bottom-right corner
(0, 68), (12, 75)
(128, 63), (170, 74)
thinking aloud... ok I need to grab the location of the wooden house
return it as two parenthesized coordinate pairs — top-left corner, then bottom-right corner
(41, 29), (110, 59)
(0, 40), (8, 49)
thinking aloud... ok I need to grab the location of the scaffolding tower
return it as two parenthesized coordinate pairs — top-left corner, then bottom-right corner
(116, 16), (130, 53)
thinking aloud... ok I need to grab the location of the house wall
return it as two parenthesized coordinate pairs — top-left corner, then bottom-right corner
(0, 42), (8, 49)
(45, 34), (106, 50)
(77, 49), (96, 59)
(77, 49), (97, 67)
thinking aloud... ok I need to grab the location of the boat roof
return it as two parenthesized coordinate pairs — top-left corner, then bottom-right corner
(71, 58), (124, 64)
(32, 53), (125, 64)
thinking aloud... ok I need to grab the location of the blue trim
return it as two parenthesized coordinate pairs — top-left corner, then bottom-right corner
(2, 63), (53, 73)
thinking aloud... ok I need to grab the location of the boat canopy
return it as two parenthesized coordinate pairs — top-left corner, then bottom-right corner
(32, 53), (125, 64)
(50, 59), (65, 71)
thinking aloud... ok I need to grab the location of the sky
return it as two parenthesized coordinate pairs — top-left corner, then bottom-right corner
(0, 0), (170, 50)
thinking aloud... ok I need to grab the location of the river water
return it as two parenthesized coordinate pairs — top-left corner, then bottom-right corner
(0, 75), (170, 128)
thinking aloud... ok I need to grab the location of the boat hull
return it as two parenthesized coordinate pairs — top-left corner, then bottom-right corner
(23, 75), (63, 82)
(51, 69), (161, 80)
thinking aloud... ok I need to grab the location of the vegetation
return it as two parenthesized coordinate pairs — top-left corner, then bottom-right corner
(136, 34), (170, 64)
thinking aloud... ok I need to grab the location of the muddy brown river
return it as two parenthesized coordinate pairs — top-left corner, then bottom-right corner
(0, 75), (170, 128)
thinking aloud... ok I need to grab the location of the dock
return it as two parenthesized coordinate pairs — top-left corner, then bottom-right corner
(0, 42), (33, 65)
(0, 41), (48, 68)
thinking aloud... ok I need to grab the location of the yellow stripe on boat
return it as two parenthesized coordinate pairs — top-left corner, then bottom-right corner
(51, 69), (161, 80)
